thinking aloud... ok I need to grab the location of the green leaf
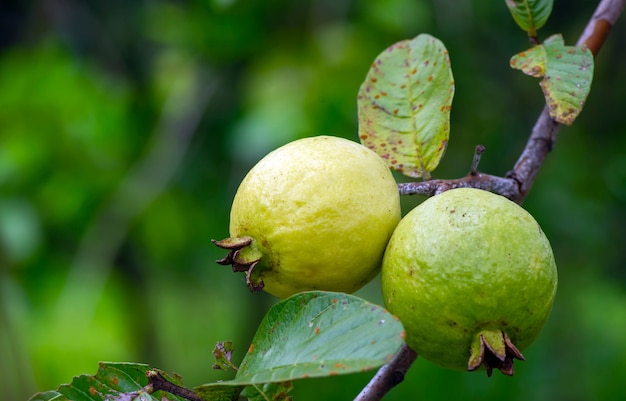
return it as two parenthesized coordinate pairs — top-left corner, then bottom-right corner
(202, 291), (404, 387)
(28, 362), (188, 401)
(358, 34), (454, 179)
(193, 385), (244, 401)
(505, 0), (553, 36)
(236, 291), (404, 382)
(510, 34), (594, 125)
(240, 382), (293, 401)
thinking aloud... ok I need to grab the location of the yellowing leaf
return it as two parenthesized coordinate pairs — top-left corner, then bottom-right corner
(358, 34), (455, 179)
(510, 34), (594, 125)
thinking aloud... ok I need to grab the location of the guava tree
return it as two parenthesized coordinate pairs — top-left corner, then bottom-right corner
(27, 0), (625, 400)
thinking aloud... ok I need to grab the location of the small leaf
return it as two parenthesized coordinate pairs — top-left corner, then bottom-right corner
(213, 341), (237, 371)
(510, 34), (594, 125)
(505, 0), (553, 36)
(233, 291), (404, 383)
(358, 34), (454, 179)
(28, 362), (188, 401)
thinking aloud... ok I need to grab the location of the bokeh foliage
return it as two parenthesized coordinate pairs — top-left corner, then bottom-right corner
(1, 1), (625, 400)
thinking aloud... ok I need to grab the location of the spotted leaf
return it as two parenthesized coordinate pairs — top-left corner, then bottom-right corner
(28, 363), (189, 401)
(197, 291), (404, 390)
(358, 34), (455, 179)
(510, 34), (594, 125)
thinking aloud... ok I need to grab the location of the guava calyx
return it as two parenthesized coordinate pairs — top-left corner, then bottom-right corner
(468, 330), (525, 377)
(213, 237), (264, 292)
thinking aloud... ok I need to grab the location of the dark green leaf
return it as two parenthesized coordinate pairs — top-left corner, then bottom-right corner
(193, 384), (244, 401)
(510, 34), (594, 125)
(358, 34), (454, 179)
(505, 0), (553, 36)
(240, 382), (293, 401)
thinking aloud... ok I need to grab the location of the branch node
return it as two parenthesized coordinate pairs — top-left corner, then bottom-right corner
(146, 370), (204, 401)
(469, 144), (485, 176)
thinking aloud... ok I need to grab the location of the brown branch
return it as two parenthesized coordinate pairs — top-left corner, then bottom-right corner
(359, 0), (625, 400)
(398, 0), (625, 205)
(577, 0), (625, 54)
(145, 370), (204, 401)
(506, 104), (560, 203)
(509, 0), (626, 202)
(354, 344), (418, 401)
(398, 170), (521, 198)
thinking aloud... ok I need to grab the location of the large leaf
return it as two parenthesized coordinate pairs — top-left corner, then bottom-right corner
(358, 34), (454, 179)
(505, 0), (553, 36)
(510, 34), (594, 125)
(28, 362), (188, 401)
(199, 291), (404, 388)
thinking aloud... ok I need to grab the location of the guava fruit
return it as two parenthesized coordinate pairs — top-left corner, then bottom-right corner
(214, 135), (401, 299)
(381, 188), (557, 376)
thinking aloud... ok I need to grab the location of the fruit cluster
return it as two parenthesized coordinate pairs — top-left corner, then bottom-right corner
(215, 135), (557, 376)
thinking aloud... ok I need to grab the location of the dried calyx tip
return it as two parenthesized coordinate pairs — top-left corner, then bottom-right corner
(213, 237), (264, 292)
(468, 330), (525, 377)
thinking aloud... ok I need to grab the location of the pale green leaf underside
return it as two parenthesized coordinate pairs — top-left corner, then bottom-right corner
(358, 34), (454, 179)
(510, 34), (594, 125)
(505, 0), (553, 35)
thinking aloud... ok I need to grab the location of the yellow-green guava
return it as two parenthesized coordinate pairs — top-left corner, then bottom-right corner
(381, 188), (557, 376)
(214, 135), (401, 299)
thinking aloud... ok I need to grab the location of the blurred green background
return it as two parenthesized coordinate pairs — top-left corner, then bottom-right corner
(1, 1), (625, 400)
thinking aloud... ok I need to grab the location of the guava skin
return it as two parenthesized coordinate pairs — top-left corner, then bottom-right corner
(227, 135), (401, 298)
(381, 188), (557, 373)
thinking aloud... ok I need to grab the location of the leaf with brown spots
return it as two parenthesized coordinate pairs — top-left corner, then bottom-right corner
(28, 362), (191, 401)
(358, 34), (455, 179)
(510, 34), (594, 125)
(197, 291), (404, 390)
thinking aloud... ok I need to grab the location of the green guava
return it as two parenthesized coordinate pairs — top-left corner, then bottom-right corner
(381, 188), (557, 376)
(214, 135), (401, 299)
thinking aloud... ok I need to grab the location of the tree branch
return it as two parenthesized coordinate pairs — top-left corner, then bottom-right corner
(358, 0), (625, 400)
(354, 344), (417, 401)
(398, 0), (625, 205)
(145, 370), (204, 401)
(577, 0), (625, 54)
